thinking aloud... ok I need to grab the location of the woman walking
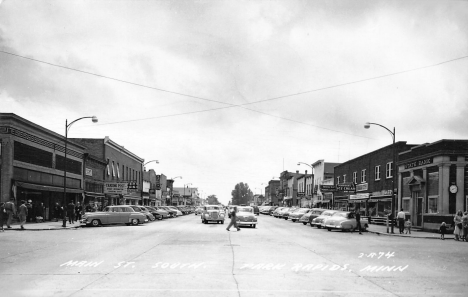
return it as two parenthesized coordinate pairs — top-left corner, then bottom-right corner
(453, 210), (463, 241)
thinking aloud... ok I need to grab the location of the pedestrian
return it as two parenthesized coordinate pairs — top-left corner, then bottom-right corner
(453, 210), (463, 241)
(439, 222), (447, 240)
(54, 202), (61, 222)
(5, 198), (16, 229)
(462, 212), (468, 242)
(397, 208), (406, 234)
(226, 206), (241, 231)
(36, 202), (45, 223)
(18, 200), (28, 230)
(67, 200), (76, 224)
(404, 218), (412, 234)
(354, 209), (362, 234)
(26, 200), (34, 222)
(75, 202), (83, 222)
(0, 202), (6, 231)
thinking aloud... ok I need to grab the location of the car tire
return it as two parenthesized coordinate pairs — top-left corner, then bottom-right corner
(284, 218), (288, 220)
(302, 222), (307, 225)
(91, 219), (100, 227)
(158, 217), (163, 220)
(253, 224), (256, 228)
(317, 225), (322, 229)
(327, 228), (331, 231)
(131, 219), (139, 226)
(292, 219), (296, 222)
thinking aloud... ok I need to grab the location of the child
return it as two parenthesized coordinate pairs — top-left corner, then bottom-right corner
(404, 218), (412, 234)
(439, 222), (447, 240)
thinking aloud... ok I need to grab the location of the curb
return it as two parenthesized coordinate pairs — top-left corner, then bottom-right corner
(3, 226), (82, 231)
(367, 229), (454, 240)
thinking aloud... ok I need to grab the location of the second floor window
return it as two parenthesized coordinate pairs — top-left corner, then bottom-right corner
(111, 161), (115, 177)
(375, 165), (381, 180)
(116, 163), (120, 179)
(353, 172), (357, 184)
(343, 174), (346, 183)
(361, 169), (366, 183)
(386, 162), (394, 178)
(337, 176), (340, 184)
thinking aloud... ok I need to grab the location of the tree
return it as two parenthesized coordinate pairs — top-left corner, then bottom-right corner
(231, 182), (253, 205)
(206, 195), (220, 205)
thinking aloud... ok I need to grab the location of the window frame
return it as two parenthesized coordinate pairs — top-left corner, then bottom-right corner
(375, 165), (381, 181)
(361, 169), (366, 183)
(386, 162), (394, 179)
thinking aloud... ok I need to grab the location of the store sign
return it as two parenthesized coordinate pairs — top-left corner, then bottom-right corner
(85, 168), (93, 176)
(404, 157), (433, 169)
(356, 183), (368, 192)
(372, 190), (393, 197)
(156, 175), (161, 190)
(297, 192), (305, 197)
(104, 182), (128, 194)
(350, 193), (370, 200)
(320, 185), (336, 192)
(127, 182), (138, 193)
(336, 183), (356, 192)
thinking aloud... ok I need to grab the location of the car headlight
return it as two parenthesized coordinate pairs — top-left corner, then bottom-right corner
(204, 214), (209, 218)
(220, 213), (225, 217)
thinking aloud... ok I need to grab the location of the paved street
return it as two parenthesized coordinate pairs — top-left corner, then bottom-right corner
(0, 214), (466, 297)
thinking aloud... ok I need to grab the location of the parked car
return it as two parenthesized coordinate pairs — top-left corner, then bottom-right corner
(311, 210), (339, 228)
(268, 206), (278, 215)
(259, 206), (270, 214)
(195, 207), (203, 215)
(299, 208), (326, 225)
(129, 205), (155, 221)
(235, 206), (258, 228)
(160, 206), (178, 218)
(145, 206), (164, 220)
(288, 208), (311, 222)
(167, 206), (183, 216)
(201, 205), (225, 224)
(323, 211), (369, 232)
(273, 207), (286, 218)
(282, 207), (298, 220)
(152, 206), (171, 219)
(80, 205), (147, 227)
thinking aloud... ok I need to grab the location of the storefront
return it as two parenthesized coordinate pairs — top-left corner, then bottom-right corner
(333, 196), (348, 211)
(348, 193), (369, 216)
(398, 140), (468, 231)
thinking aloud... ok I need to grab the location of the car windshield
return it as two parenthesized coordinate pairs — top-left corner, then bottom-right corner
(296, 208), (309, 213)
(238, 207), (252, 213)
(313, 210), (324, 214)
(332, 212), (348, 218)
(322, 211), (335, 216)
(206, 206), (219, 210)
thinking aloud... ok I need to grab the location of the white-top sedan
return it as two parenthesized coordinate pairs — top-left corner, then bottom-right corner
(235, 206), (258, 228)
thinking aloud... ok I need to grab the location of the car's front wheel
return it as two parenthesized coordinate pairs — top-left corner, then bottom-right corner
(131, 219), (138, 226)
(292, 219), (297, 222)
(317, 225), (322, 229)
(327, 228), (331, 231)
(302, 222), (307, 225)
(91, 219), (100, 227)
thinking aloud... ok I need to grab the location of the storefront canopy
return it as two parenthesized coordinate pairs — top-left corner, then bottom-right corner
(17, 181), (83, 194)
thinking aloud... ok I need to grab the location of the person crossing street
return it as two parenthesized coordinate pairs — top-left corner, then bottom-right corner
(226, 206), (240, 231)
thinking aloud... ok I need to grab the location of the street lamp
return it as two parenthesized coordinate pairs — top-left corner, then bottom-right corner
(184, 183), (192, 206)
(364, 122), (396, 234)
(143, 160), (159, 170)
(62, 116), (98, 227)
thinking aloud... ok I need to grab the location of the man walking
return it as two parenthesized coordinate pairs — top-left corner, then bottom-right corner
(397, 208), (406, 234)
(18, 200), (28, 230)
(67, 200), (76, 224)
(226, 206), (241, 231)
(355, 209), (362, 234)
(5, 198), (16, 229)
(75, 202), (83, 222)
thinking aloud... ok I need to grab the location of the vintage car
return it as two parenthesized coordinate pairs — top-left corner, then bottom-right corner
(298, 208), (326, 225)
(194, 207), (203, 215)
(311, 210), (339, 228)
(129, 205), (156, 221)
(288, 208), (311, 222)
(80, 205), (147, 227)
(323, 211), (369, 232)
(201, 205), (225, 224)
(160, 206), (178, 217)
(167, 206), (183, 216)
(282, 207), (298, 220)
(145, 206), (165, 220)
(252, 205), (260, 216)
(268, 206), (278, 215)
(272, 207), (287, 218)
(235, 206), (258, 228)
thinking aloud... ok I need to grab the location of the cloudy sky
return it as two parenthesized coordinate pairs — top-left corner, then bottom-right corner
(1, 0), (467, 205)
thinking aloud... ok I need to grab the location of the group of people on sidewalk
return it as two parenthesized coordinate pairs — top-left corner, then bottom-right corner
(0, 198), (30, 230)
(451, 210), (468, 241)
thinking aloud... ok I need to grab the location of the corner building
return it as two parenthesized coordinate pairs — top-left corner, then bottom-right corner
(398, 140), (468, 231)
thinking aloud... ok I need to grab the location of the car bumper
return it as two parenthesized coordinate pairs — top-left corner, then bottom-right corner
(236, 221), (257, 226)
(324, 224), (341, 229)
(80, 219), (89, 225)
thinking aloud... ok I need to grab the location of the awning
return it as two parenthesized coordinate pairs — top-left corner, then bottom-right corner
(284, 196), (293, 200)
(16, 181), (83, 194)
(84, 191), (105, 199)
(368, 197), (392, 202)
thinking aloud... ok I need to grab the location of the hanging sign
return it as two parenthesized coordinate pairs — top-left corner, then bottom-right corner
(104, 182), (128, 194)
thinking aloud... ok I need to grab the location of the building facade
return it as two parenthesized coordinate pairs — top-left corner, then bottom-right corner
(398, 140), (468, 231)
(312, 160), (340, 209)
(265, 179), (280, 205)
(1, 113), (85, 221)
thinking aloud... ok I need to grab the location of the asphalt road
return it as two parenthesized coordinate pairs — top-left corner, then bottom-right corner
(0, 213), (467, 297)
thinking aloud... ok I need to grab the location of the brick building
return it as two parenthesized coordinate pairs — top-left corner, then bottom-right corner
(0, 113), (85, 220)
(70, 137), (144, 206)
(264, 179), (280, 205)
(333, 142), (416, 223)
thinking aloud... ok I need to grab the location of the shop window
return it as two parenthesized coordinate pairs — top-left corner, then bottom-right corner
(428, 196), (438, 213)
(343, 174), (346, 183)
(428, 172), (439, 196)
(375, 166), (381, 180)
(353, 172), (357, 184)
(402, 199), (410, 212)
(14, 141), (53, 168)
(361, 169), (366, 183)
(337, 176), (340, 184)
(386, 162), (393, 178)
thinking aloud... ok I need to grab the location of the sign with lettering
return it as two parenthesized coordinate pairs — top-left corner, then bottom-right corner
(336, 183), (356, 192)
(356, 183), (368, 192)
(404, 157), (433, 169)
(85, 168), (93, 176)
(127, 182), (138, 192)
(320, 185), (336, 192)
(350, 193), (369, 200)
(297, 192), (305, 197)
(371, 190), (393, 197)
(104, 182), (128, 194)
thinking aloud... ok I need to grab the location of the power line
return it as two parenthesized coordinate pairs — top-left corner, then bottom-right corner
(2, 50), (467, 138)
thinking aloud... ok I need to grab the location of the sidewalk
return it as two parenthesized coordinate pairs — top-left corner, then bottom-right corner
(2, 220), (81, 231)
(367, 224), (456, 240)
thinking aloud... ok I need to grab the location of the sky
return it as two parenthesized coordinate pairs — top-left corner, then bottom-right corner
(1, 0), (467, 205)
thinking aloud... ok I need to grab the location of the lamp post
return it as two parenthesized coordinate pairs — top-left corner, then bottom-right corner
(170, 176), (182, 206)
(298, 162), (314, 207)
(364, 122), (396, 234)
(142, 160), (158, 206)
(184, 183), (192, 206)
(62, 116), (98, 227)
